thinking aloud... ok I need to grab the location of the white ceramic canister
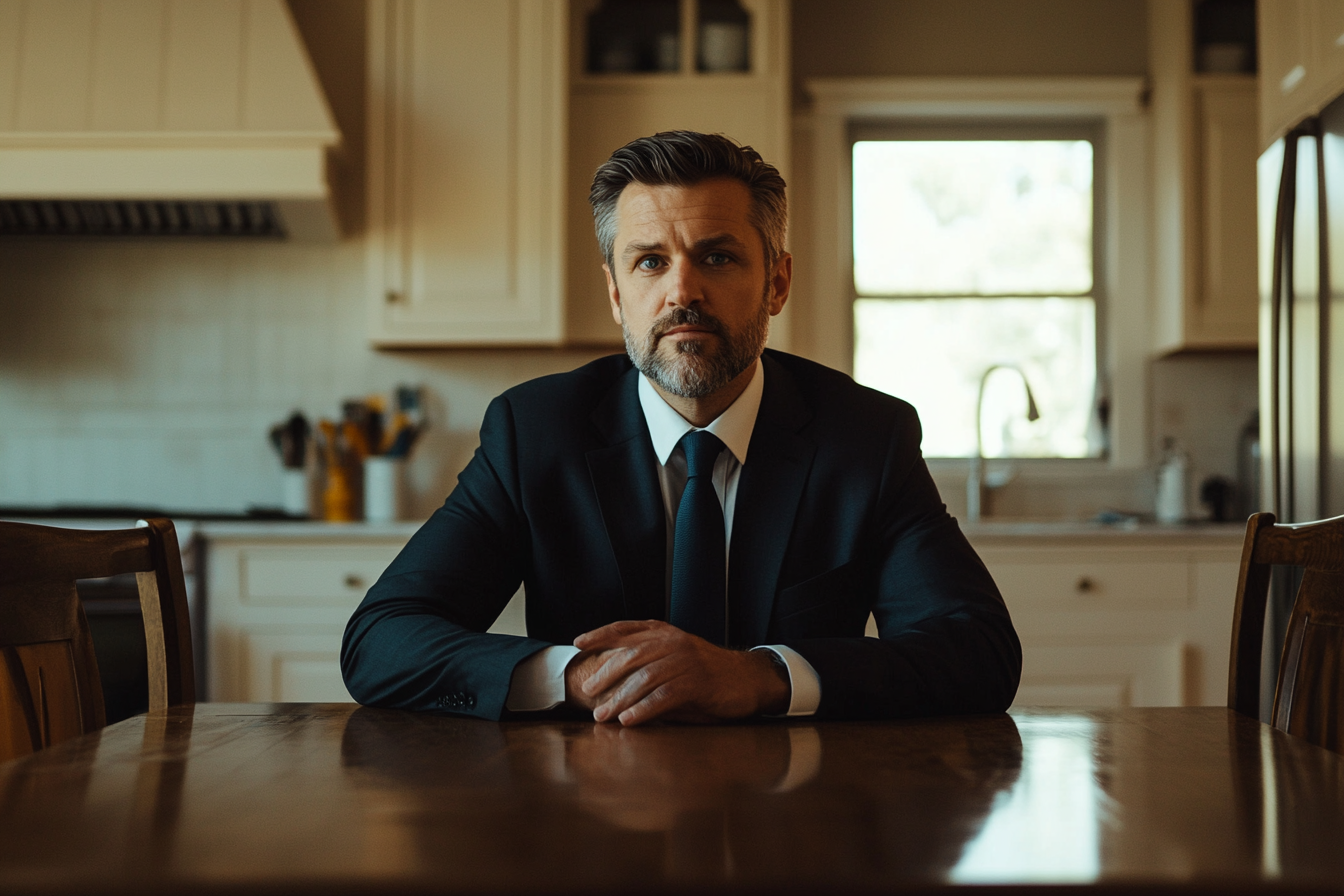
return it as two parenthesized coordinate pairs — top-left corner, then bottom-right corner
(281, 468), (311, 517)
(363, 456), (406, 523)
(1155, 443), (1188, 524)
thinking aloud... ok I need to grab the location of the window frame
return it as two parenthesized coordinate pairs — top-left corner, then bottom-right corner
(849, 120), (1105, 459)
(795, 77), (1150, 470)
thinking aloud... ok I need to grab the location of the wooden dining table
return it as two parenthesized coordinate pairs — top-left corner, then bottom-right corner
(1, 702), (1342, 895)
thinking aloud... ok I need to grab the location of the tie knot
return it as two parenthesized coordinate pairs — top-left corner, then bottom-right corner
(679, 430), (725, 478)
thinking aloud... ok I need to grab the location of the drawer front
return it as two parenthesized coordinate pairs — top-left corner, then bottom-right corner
(980, 549), (1190, 610)
(239, 545), (405, 605)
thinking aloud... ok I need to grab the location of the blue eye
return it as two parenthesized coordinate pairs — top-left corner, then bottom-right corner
(705, 252), (732, 265)
(637, 257), (662, 270)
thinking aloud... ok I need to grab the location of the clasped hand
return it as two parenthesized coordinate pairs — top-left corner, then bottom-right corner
(565, 620), (790, 726)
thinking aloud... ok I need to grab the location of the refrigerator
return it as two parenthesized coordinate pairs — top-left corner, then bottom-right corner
(1257, 91), (1344, 715)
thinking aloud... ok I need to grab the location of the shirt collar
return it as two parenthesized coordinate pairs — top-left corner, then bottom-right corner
(638, 359), (765, 466)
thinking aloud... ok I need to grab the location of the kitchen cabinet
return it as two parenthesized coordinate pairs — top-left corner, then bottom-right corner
(366, 0), (568, 345)
(1259, 0), (1344, 150)
(203, 524), (525, 702)
(203, 523), (1240, 707)
(564, 0), (790, 343)
(966, 528), (1244, 708)
(1150, 0), (1259, 353)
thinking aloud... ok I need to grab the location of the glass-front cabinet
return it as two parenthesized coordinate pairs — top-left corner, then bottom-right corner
(582, 0), (754, 76)
(565, 0), (789, 344)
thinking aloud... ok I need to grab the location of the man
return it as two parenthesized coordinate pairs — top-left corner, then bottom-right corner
(341, 131), (1020, 725)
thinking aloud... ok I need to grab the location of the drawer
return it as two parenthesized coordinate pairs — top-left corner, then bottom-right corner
(1011, 639), (1185, 708)
(980, 549), (1190, 610)
(238, 545), (405, 605)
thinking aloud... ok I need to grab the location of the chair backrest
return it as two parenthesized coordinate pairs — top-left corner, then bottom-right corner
(1228, 511), (1344, 752)
(0, 518), (195, 761)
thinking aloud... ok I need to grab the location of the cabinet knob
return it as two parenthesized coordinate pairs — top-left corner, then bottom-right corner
(344, 574), (366, 590)
(1075, 576), (1095, 594)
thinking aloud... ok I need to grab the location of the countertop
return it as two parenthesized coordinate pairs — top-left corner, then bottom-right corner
(4, 515), (1250, 544)
(960, 519), (1248, 544)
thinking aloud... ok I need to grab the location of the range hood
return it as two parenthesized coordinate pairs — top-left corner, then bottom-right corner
(0, 0), (343, 241)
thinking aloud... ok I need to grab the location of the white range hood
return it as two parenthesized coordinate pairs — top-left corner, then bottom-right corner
(0, 0), (343, 240)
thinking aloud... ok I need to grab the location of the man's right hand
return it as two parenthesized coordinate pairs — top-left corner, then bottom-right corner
(562, 620), (791, 725)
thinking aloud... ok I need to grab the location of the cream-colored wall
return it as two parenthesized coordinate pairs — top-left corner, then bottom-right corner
(791, 0), (1148, 102)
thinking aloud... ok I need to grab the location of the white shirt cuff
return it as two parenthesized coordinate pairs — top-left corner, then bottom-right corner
(505, 645), (581, 711)
(752, 645), (821, 716)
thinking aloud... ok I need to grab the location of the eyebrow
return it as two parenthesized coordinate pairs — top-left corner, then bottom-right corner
(620, 233), (748, 261)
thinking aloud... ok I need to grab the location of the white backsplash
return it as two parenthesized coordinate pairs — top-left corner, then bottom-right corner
(0, 239), (609, 520)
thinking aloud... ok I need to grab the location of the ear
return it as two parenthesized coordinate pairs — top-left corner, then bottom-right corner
(604, 264), (623, 327)
(766, 253), (792, 316)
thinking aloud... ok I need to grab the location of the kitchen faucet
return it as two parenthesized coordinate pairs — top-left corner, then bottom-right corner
(966, 364), (1040, 522)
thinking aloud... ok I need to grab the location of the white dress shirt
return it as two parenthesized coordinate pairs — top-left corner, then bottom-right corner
(506, 360), (822, 716)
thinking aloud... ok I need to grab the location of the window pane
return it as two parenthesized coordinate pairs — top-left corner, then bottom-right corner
(853, 140), (1093, 296)
(854, 298), (1097, 458)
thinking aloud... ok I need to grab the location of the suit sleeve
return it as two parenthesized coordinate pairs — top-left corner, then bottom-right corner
(340, 395), (553, 720)
(782, 406), (1023, 719)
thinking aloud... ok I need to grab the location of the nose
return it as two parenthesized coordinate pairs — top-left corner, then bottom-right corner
(662, 257), (704, 310)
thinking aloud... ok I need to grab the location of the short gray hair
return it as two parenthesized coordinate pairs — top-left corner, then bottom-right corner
(589, 130), (788, 273)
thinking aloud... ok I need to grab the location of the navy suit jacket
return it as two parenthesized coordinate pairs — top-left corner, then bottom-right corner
(341, 350), (1021, 720)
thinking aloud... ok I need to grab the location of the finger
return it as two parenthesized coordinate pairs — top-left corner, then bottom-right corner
(573, 619), (662, 649)
(615, 681), (685, 726)
(581, 639), (676, 696)
(594, 656), (685, 723)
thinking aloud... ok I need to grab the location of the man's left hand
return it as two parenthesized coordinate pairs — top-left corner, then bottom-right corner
(572, 620), (790, 726)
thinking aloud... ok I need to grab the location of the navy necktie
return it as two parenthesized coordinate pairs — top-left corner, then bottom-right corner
(670, 430), (727, 645)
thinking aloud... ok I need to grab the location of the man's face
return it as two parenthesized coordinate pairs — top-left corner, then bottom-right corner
(604, 178), (790, 400)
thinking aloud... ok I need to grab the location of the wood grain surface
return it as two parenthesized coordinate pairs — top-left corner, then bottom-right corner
(0, 704), (1342, 895)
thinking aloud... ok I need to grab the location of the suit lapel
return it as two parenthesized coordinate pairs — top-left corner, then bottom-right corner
(729, 355), (816, 645)
(587, 367), (667, 623)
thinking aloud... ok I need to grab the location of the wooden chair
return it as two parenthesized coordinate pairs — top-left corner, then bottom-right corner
(0, 518), (195, 762)
(1228, 511), (1344, 752)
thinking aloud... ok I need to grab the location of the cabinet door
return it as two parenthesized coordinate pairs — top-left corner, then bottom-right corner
(1311, 0), (1344, 111)
(564, 0), (789, 343)
(974, 541), (1241, 708)
(207, 539), (530, 702)
(1259, 0), (1314, 149)
(368, 0), (567, 345)
(1192, 81), (1259, 345)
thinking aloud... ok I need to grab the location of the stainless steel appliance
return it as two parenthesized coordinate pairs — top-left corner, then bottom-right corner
(1257, 93), (1344, 714)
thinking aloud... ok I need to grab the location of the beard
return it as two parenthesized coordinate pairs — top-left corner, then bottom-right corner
(623, 291), (771, 399)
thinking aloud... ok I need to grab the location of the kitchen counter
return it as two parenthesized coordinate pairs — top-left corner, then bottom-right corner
(961, 519), (1247, 544)
(194, 520), (425, 540)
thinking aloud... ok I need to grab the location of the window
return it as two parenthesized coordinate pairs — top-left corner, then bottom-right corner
(851, 125), (1103, 459)
(801, 77), (1149, 468)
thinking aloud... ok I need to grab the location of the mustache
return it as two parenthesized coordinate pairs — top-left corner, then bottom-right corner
(650, 307), (724, 342)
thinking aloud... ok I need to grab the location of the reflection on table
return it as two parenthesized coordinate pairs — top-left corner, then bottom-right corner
(0, 704), (1342, 894)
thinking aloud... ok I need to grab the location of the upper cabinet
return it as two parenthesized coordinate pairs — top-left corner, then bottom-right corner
(366, 0), (567, 346)
(564, 0), (790, 344)
(365, 0), (788, 347)
(1259, 0), (1344, 150)
(1150, 0), (1259, 354)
